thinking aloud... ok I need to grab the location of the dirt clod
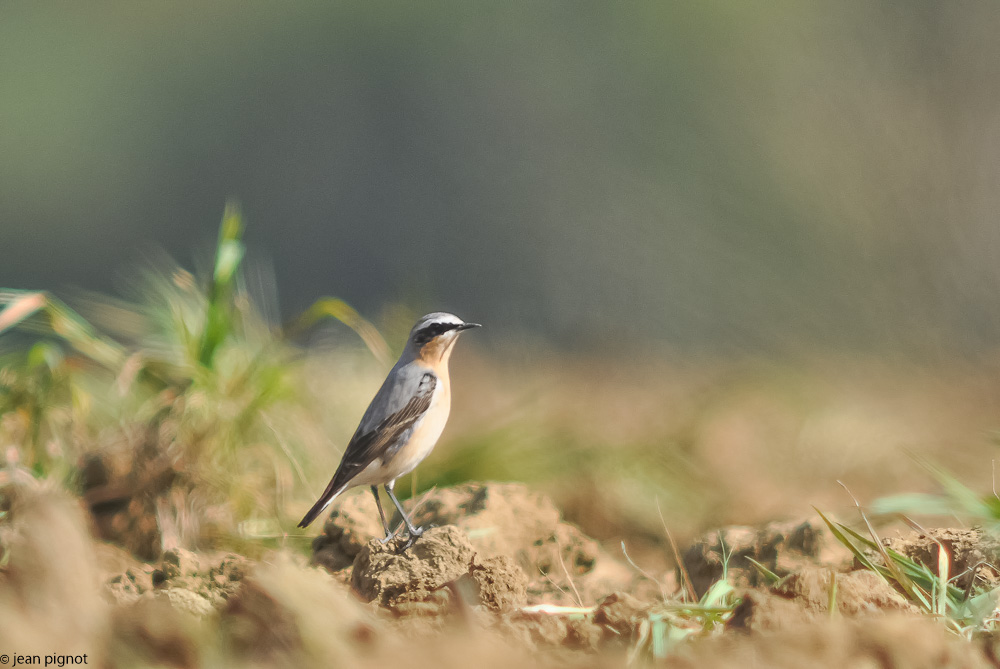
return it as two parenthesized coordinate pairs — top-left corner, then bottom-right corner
(682, 518), (850, 597)
(319, 482), (640, 605)
(311, 492), (387, 572)
(221, 555), (382, 666)
(593, 591), (651, 640)
(352, 526), (477, 608)
(351, 525), (531, 615)
(564, 617), (604, 652)
(727, 589), (818, 632)
(883, 528), (1000, 590)
(105, 547), (248, 614)
(777, 568), (917, 616)
(80, 436), (180, 561)
(223, 577), (303, 659)
(501, 611), (570, 649)
(110, 597), (200, 669)
(728, 567), (919, 632)
(469, 555), (528, 611)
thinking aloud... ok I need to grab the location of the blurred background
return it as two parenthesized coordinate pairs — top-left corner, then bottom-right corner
(5, 1), (1000, 354)
(3, 1), (1000, 562)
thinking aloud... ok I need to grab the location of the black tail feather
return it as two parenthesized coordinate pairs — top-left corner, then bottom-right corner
(297, 479), (347, 528)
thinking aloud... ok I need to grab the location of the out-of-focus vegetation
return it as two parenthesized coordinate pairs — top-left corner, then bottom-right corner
(1, 205), (390, 554)
(873, 461), (1000, 532)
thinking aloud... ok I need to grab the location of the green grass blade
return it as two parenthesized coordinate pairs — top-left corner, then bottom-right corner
(198, 202), (246, 368)
(285, 297), (390, 366)
(745, 557), (780, 584)
(0, 291), (48, 334)
(0, 290), (125, 369)
(814, 508), (885, 576)
(871, 493), (958, 517)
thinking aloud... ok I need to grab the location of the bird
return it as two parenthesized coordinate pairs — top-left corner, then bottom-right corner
(297, 312), (481, 546)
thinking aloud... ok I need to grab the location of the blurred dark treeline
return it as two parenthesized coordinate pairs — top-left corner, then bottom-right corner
(3, 1), (1000, 356)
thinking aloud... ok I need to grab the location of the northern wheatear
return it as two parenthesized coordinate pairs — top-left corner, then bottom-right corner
(298, 312), (480, 546)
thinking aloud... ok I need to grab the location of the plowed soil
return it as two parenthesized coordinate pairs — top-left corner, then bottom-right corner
(2, 479), (999, 668)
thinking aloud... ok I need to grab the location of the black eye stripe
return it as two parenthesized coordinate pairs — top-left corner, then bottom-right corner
(413, 322), (456, 344)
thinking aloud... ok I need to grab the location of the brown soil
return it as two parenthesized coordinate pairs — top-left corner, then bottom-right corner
(314, 481), (650, 605)
(681, 518), (852, 597)
(727, 567), (919, 632)
(350, 525), (529, 614)
(5, 479), (1000, 668)
(666, 616), (995, 669)
(106, 546), (248, 615)
(80, 429), (182, 561)
(882, 527), (1000, 590)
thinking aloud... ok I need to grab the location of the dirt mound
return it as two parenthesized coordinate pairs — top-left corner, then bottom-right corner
(682, 518), (851, 597)
(470, 555), (531, 612)
(728, 567), (918, 631)
(351, 525), (528, 614)
(666, 615), (993, 669)
(221, 555), (380, 666)
(493, 591), (649, 653)
(106, 547), (248, 615)
(882, 527), (1000, 590)
(310, 492), (387, 573)
(0, 480), (111, 659)
(314, 482), (642, 605)
(107, 554), (382, 668)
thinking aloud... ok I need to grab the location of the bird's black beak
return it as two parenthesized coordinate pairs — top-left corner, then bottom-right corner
(454, 322), (482, 331)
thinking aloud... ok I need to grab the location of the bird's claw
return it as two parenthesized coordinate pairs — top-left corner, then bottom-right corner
(399, 526), (424, 551)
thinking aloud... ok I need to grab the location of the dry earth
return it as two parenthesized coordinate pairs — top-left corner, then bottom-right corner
(2, 478), (1000, 668)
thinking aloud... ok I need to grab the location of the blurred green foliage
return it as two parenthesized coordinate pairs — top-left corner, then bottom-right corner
(0, 204), (387, 548)
(873, 460), (1000, 532)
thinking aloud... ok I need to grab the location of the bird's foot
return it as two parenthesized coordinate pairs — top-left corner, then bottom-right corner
(400, 525), (424, 551)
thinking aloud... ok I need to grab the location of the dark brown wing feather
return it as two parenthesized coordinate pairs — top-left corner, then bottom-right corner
(297, 374), (436, 528)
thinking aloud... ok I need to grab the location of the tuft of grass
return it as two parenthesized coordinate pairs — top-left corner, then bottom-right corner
(0, 202), (387, 551)
(628, 571), (739, 663)
(625, 532), (740, 663)
(817, 499), (1000, 637)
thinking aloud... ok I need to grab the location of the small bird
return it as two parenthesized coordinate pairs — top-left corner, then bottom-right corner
(298, 312), (481, 546)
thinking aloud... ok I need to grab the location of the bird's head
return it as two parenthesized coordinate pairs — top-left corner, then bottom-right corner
(406, 312), (481, 364)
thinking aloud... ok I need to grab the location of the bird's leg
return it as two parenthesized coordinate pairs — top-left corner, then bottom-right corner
(371, 485), (395, 543)
(384, 482), (424, 548)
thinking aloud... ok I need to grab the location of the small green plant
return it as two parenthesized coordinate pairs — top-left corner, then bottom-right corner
(630, 578), (739, 663)
(817, 497), (1000, 637)
(623, 531), (740, 663)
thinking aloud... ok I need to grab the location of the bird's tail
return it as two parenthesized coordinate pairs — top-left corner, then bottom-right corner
(297, 478), (348, 528)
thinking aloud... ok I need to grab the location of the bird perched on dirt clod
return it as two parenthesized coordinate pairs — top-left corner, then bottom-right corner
(298, 312), (480, 548)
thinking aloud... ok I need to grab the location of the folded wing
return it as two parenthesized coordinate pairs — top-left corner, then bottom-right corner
(297, 371), (436, 528)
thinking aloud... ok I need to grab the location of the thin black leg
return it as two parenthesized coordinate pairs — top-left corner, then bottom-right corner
(384, 481), (424, 547)
(371, 485), (394, 543)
